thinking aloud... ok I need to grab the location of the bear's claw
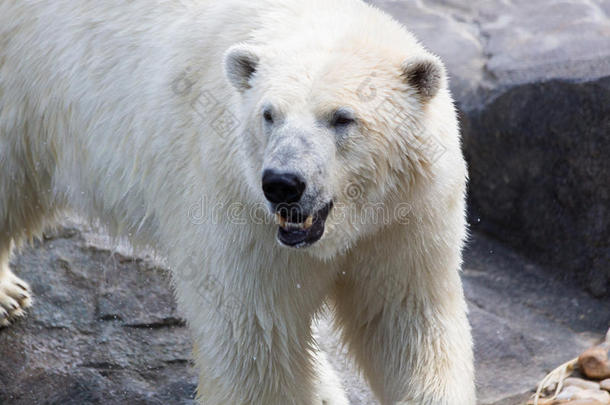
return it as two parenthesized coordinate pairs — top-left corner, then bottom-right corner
(0, 271), (32, 327)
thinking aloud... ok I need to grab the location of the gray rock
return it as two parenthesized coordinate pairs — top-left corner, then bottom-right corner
(365, 0), (487, 105)
(464, 78), (610, 298)
(370, 0), (610, 104)
(0, 226), (198, 405)
(368, 0), (610, 297)
(463, 233), (606, 404)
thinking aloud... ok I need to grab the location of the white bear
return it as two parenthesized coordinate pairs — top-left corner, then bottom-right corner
(0, 0), (475, 404)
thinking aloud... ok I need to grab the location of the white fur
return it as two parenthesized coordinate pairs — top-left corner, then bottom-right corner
(0, 0), (475, 404)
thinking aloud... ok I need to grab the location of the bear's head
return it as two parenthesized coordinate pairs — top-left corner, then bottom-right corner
(223, 33), (452, 258)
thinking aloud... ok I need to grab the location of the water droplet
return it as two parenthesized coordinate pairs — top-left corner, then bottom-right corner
(296, 284), (301, 289)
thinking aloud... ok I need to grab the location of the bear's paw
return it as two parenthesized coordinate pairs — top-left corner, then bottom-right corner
(0, 269), (32, 327)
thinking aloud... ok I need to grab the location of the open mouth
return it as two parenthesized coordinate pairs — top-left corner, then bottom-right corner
(275, 201), (333, 248)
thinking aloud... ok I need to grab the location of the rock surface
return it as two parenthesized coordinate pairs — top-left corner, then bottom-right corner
(555, 385), (610, 402)
(368, 0), (610, 297)
(580, 346), (610, 380)
(0, 226), (198, 405)
(368, 0), (610, 106)
(0, 224), (606, 404)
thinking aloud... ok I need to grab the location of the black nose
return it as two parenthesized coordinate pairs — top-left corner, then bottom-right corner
(262, 169), (306, 204)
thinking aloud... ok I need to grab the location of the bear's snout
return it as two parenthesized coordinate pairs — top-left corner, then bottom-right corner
(262, 169), (306, 205)
(261, 168), (333, 248)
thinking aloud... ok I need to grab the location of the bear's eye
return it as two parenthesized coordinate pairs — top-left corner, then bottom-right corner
(263, 109), (274, 124)
(331, 109), (356, 129)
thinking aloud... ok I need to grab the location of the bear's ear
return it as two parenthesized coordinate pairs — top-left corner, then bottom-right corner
(224, 44), (260, 93)
(401, 56), (445, 102)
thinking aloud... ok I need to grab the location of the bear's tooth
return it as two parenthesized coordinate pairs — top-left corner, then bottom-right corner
(303, 216), (314, 229)
(275, 213), (286, 228)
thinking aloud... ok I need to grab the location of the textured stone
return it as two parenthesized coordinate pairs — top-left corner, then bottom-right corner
(370, 0), (610, 104)
(0, 226), (197, 405)
(561, 400), (606, 405)
(580, 346), (610, 380)
(564, 377), (601, 391)
(556, 385), (610, 402)
(463, 78), (610, 297)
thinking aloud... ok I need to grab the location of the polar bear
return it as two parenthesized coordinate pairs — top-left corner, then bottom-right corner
(0, 0), (475, 404)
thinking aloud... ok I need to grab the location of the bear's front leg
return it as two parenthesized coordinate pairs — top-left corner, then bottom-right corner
(333, 224), (475, 405)
(170, 245), (347, 405)
(311, 334), (350, 405)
